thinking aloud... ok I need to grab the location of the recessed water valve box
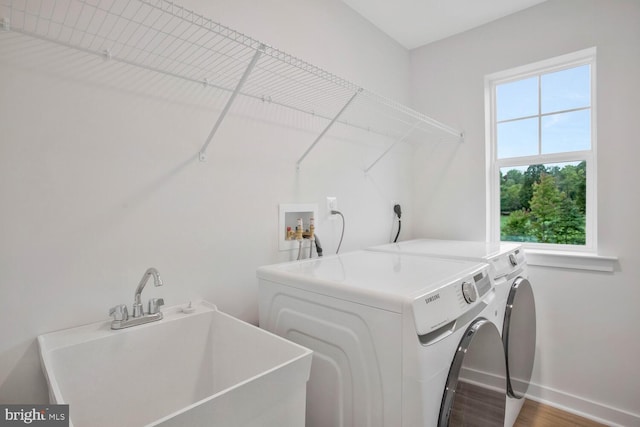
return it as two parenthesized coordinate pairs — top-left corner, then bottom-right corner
(279, 204), (318, 251)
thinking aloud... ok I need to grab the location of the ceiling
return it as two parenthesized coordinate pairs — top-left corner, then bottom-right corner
(340, 0), (548, 50)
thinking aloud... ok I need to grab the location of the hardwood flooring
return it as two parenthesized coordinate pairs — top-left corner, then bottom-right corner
(449, 381), (606, 426)
(514, 399), (607, 427)
(450, 381), (506, 426)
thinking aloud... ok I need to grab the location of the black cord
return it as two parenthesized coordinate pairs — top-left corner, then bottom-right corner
(314, 234), (323, 257)
(393, 204), (402, 243)
(331, 210), (345, 254)
(394, 220), (401, 243)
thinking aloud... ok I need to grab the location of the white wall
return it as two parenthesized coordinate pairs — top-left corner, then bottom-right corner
(0, 0), (412, 403)
(410, 0), (640, 424)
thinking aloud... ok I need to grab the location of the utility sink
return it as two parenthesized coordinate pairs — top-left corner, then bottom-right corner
(38, 300), (312, 427)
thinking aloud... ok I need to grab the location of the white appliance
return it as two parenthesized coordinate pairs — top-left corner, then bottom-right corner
(258, 250), (507, 427)
(368, 239), (536, 426)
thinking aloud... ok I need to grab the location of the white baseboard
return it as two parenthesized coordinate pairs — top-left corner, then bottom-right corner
(460, 366), (640, 426)
(526, 382), (640, 427)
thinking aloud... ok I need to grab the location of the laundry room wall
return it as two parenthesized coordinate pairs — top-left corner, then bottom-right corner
(0, 0), (414, 403)
(409, 0), (640, 425)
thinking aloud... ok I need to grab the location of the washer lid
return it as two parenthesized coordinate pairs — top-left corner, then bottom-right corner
(369, 239), (525, 279)
(257, 250), (492, 335)
(370, 238), (521, 261)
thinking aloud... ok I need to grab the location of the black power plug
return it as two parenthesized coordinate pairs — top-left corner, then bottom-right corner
(393, 204), (402, 219)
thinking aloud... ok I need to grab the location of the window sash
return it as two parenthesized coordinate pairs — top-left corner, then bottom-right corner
(485, 48), (597, 251)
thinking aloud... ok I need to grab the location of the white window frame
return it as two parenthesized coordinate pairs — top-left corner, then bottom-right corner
(485, 47), (597, 253)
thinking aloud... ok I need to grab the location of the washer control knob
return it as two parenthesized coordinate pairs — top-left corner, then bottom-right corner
(461, 281), (477, 304)
(509, 253), (518, 267)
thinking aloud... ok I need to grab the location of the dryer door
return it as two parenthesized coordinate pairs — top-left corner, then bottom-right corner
(503, 277), (536, 398)
(438, 319), (506, 427)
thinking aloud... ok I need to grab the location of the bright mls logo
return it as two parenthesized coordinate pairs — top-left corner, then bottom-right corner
(1, 405), (68, 426)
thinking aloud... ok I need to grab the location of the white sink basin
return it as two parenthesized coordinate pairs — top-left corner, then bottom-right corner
(38, 300), (312, 427)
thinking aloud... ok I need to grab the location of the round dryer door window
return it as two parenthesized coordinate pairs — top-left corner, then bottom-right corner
(438, 319), (506, 427)
(503, 277), (536, 398)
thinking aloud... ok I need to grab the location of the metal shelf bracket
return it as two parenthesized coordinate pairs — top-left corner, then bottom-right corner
(296, 88), (362, 170)
(363, 122), (419, 174)
(199, 44), (266, 161)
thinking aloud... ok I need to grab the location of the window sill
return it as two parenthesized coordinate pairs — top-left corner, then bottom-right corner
(524, 249), (618, 272)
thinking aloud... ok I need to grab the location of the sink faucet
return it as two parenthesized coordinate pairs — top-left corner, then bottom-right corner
(109, 267), (165, 330)
(133, 267), (163, 318)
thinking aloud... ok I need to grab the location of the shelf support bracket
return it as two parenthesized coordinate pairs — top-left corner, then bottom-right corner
(199, 44), (265, 161)
(363, 122), (419, 174)
(296, 88), (362, 170)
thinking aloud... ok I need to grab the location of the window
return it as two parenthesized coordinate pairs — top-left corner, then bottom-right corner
(486, 48), (596, 251)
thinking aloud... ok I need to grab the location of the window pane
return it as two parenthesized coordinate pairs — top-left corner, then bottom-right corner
(541, 65), (590, 113)
(496, 76), (538, 121)
(500, 162), (586, 245)
(497, 118), (538, 159)
(541, 109), (590, 154)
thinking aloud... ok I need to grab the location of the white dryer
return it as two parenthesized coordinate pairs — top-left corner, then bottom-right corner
(368, 239), (536, 426)
(258, 250), (507, 427)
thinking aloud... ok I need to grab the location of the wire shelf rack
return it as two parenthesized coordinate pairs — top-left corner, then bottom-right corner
(0, 0), (464, 167)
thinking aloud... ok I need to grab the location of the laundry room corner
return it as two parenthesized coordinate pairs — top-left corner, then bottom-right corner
(409, 1), (640, 424)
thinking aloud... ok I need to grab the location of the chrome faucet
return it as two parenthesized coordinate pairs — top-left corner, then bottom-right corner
(133, 267), (162, 317)
(109, 267), (164, 330)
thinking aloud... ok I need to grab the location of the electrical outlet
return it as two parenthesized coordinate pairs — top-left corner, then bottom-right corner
(326, 197), (337, 218)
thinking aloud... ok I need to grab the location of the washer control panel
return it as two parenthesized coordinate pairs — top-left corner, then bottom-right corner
(492, 248), (527, 279)
(411, 264), (494, 336)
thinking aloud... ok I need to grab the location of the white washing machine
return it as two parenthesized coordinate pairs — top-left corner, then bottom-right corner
(368, 239), (536, 426)
(258, 250), (508, 427)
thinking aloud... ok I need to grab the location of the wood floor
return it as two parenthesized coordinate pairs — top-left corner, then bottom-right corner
(514, 399), (607, 427)
(450, 381), (506, 426)
(450, 381), (606, 427)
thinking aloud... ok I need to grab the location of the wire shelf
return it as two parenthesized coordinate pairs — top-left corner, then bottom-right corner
(0, 0), (464, 166)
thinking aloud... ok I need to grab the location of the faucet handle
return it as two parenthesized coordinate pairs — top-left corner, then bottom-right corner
(109, 304), (129, 321)
(148, 298), (165, 315)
